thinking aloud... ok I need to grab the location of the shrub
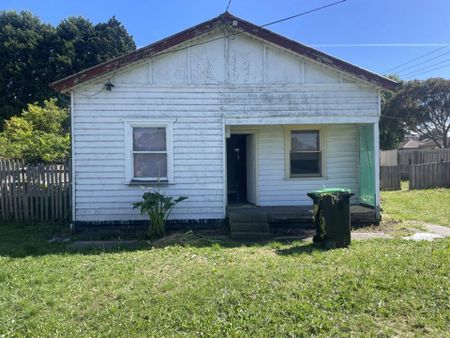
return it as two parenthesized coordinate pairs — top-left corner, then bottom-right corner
(0, 98), (70, 163)
(132, 189), (188, 239)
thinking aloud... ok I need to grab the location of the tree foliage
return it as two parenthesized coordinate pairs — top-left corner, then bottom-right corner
(54, 16), (136, 79)
(379, 75), (406, 150)
(0, 11), (136, 127)
(0, 98), (70, 163)
(0, 11), (56, 126)
(382, 78), (450, 149)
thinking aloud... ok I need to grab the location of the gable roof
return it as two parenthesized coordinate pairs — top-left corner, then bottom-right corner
(51, 12), (398, 92)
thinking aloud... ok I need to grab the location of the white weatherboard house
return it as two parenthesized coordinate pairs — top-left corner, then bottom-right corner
(52, 13), (397, 229)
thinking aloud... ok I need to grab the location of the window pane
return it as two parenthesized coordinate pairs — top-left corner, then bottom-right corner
(133, 127), (166, 151)
(134, 153), (167, 178)
(290, 152), (321, 175)
(291, 131), (319, 151)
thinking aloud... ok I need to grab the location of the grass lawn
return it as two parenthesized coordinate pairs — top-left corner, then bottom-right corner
(381, 182), (450, 227)
(1, 222), (449, 337)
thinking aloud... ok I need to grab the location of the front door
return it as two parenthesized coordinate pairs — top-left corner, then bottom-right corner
(226, 134), (257, 205)
(227, 135), (247, 204)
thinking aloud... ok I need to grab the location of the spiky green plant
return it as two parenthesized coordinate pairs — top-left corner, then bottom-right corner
(132, 190), (188, 238)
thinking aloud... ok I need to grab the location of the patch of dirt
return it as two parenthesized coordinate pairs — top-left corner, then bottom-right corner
(353, 217), (417, 237)
(149, 230), (220, 248)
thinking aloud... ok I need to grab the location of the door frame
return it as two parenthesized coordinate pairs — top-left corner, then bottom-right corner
(245, 134), (257, 205)
(224, 128), (259, 207)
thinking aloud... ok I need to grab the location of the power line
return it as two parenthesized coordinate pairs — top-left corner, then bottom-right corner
(396, 49), (450, 75)
(137, 0), (348, 62)
(381, 108), (450, 121)
(400, 58), (450, 77)
(225, 0), (232, 12)
(311, 43), (450, 47)
(380, 114), (412, 121)
(260, 0), (346, 27)
(383, 44), (450, 74)
(403, 61), (450, 79)
(86, 0), (348, 86)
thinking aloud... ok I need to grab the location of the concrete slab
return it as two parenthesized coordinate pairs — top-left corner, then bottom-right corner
(351, 232), (393, 240)
(403, 233), (444, 241)
(421, 223), (450, 237)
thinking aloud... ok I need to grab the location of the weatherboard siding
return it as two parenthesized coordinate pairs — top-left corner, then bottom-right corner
(255, 124), (359, 206)
(72, 85), (376, 222)
(71, 31), (379, 222)
(73, 90), (224, 222)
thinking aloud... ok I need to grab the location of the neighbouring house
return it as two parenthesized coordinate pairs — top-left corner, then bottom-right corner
(51, 12), (397, 229)
(400, 136), (441, 149)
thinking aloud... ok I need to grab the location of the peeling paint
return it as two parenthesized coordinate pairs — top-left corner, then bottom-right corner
(51, 12), (397, 92)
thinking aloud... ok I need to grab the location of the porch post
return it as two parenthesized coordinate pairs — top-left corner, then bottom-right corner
(373, 122), (381, 219)
(222, 118), (227, 218)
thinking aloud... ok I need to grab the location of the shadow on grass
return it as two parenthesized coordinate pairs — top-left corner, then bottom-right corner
(0, 223), (152, 258)
(0, 223), (320, 258)
(275, 242), (326, 256)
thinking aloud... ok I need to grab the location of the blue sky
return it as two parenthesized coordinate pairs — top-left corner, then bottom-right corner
(2, 0), (450, 80)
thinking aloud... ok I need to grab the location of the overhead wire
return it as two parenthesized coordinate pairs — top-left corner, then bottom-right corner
(383, 44), (450, 74)
(400, 58), (450, 77)
(312, 43), (450, 47)
(395, 49), (450, 75)
(403, 61), (450, 79)
(225, 0), (232, 12)
(260, 0), (346, 27)
(102, 0), (347, 70)
(75, 0), (348, 97)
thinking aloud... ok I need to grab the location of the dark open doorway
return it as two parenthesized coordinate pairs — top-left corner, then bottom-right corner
(226, 134), (248, 204)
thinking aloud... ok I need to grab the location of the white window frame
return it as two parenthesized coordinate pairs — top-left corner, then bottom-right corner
(125, 120), (174, 183)
(284, 126), (326, 179)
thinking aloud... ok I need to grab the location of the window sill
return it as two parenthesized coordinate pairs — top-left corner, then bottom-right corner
(128, 180), (174, 186)
(284, 176), (328, 181)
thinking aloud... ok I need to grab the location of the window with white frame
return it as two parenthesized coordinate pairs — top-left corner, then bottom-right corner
(289, 129), (322, 177)
(126, 122), (173, 182)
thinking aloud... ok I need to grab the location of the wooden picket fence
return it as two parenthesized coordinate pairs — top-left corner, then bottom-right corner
(409, 161), (450, 190)
(398, 149), (450, 179)
(0, 159), (71, 223)
(380, 165), (401, 191)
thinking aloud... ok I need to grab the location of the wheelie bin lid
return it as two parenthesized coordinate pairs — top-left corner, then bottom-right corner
(307, 188), (352, 198)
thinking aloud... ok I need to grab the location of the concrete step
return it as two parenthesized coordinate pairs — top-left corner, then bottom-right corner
(230, 222), (270, 233)
(230, 231), (273, 241)
(228, 211), (268, 224)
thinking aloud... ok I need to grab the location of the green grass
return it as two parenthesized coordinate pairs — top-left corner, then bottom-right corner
(1, 223), (449, 337)
(381, 182), (450, 227)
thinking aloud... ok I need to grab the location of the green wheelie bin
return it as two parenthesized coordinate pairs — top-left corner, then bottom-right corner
(307, 188), (354, 248)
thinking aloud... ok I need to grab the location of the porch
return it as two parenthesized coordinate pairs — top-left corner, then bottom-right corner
(225, 123), (380, 216)
(227, 204), (379, 239)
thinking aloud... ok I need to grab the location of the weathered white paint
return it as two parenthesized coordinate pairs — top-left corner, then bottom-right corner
(246, 134), (257, 204)
(232, 124), (360, 206)
(83, 31), (373, 89)
(72, 29), (381, 222)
